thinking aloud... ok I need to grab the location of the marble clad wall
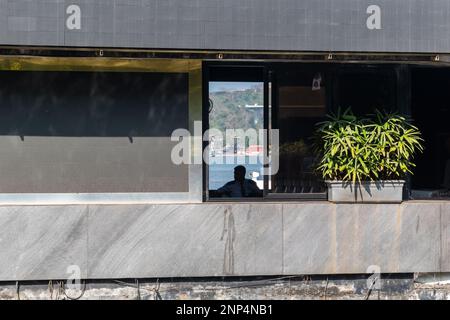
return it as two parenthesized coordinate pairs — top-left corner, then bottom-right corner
(0, 202), (448, 281)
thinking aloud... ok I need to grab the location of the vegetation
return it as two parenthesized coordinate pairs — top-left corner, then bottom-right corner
(279, 140), (311, 157)
(209, 86), (263, 131)
(314, 108), (424, 183)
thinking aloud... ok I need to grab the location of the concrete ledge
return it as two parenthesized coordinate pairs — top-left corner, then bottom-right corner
(0, 202), (448, 281)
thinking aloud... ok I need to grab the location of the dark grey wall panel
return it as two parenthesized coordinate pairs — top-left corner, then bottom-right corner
(1, 0), (450, 53)
(0, 71), (189, 193)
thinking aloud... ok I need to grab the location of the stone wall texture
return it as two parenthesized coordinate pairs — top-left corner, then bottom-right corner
(0, 202), (449, 281)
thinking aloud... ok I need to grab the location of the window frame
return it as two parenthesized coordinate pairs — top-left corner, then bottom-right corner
(203, 61), (415, 202)
(203, 61), (331, 202)
(0, 56), (203, 205)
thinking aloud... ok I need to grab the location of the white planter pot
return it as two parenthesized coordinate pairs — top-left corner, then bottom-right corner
(326, 180), (405, 203)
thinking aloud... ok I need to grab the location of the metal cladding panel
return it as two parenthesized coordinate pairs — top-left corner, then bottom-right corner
(0, 0), (450, 53)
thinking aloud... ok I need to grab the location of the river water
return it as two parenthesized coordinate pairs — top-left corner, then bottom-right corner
(208, 155), (263, 190)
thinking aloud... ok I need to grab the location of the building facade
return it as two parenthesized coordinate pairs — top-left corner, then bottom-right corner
(0, 0), (450, 283)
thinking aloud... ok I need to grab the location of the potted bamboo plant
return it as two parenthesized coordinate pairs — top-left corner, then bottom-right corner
(314, 108), (424, 203)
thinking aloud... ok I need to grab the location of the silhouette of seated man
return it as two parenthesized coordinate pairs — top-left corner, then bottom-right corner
(216, 165), (262, 198)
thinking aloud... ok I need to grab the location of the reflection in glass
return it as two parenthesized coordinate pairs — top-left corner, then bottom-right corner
(208, 82), (264, 197)
(271, 71), (327, 195)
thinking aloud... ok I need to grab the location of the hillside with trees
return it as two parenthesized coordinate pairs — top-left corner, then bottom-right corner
(209, 85), (263, 132)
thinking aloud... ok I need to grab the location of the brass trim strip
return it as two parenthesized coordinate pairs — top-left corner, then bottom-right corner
(0, 55), (201, 72)
(0, 46), (442, 63)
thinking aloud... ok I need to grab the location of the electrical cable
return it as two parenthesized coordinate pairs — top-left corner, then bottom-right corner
(154, 278), (162, 300)
(113, 279), (161, 299)
(110, 275), (317, 298)
(136, 279), (141, 300)
(48, 280), (54, 300)
(57, 281), (64, 300)
(16, 281), (20, 300)
(323, 277), (329, 300)
(365, 276), (378, 300)
(60, 280), (87, 300)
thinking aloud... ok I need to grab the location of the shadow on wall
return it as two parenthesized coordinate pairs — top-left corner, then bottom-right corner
(0, 71), (189, 137)
(0, 71), (190, 193)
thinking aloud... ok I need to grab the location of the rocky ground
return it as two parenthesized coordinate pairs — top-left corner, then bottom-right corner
(0, 273), (450, 300)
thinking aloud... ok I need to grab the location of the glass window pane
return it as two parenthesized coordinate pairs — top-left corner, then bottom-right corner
(208, 81), (264, 198)
(270, 70), (327, 195)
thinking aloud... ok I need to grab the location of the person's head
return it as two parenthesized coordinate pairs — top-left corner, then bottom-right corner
(234, 165), (246, 182)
